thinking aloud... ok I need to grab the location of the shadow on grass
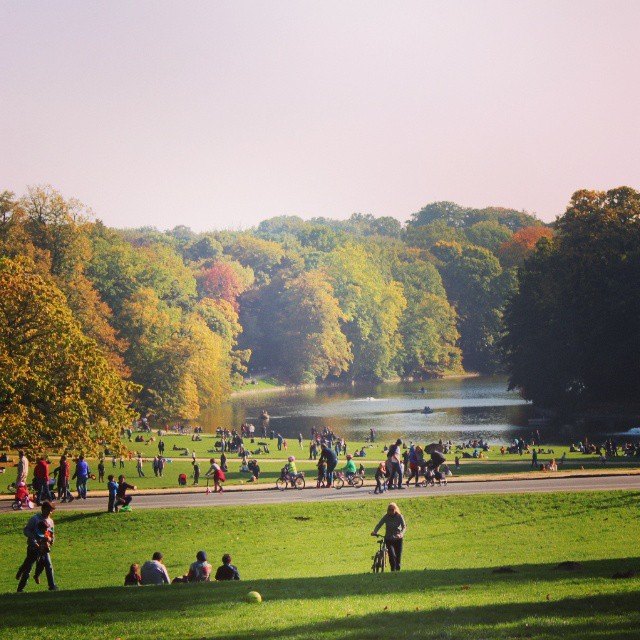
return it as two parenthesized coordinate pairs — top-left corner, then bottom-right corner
(0, 558), (638, 635)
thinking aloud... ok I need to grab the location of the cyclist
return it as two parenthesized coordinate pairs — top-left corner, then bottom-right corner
(284, 456), (298, 482)
(342, 454), (357, 480)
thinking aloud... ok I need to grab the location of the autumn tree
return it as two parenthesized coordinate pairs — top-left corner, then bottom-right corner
(498, 225), (554, 268)
(0, 257), (136, 456)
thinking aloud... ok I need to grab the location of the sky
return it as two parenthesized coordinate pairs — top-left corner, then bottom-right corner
(2, 1), (639, 230)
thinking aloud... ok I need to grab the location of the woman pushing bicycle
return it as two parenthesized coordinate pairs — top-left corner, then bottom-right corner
(371, 502), (406, 571)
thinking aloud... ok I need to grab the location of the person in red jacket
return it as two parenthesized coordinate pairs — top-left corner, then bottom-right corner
(33, 457), (51, 505)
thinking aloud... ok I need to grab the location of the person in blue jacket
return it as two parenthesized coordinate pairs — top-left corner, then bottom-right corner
(72, 454), (91, 500)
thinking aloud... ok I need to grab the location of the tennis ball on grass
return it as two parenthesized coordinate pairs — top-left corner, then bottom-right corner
(245, 591), (262, 603)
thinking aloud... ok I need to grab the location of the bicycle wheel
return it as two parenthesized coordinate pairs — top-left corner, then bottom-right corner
(295, 476), (305, 490)
(11, 501), (20, 511)
(276, 478), (287, 491)
(334, 477), (345, 490)
(352, 476), (364, 488)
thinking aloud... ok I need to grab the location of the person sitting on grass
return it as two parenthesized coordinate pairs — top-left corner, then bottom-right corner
(174, 551), (212, 583)
(141, 552), (170, 585)
(215, 554), (240, 581)
(247, 459), (260, 482)
(342, 454), (357, 479)
(124, 563), (142, 586)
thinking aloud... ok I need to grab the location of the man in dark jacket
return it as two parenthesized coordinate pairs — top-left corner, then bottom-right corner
(319, 444), (338, 487)
(215, 554), (240, 581)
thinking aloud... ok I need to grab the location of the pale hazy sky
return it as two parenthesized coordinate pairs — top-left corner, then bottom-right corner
(2, 1), (639, 229)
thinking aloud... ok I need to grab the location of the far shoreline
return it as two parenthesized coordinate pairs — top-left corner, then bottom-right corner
(230, 372), (481, 398)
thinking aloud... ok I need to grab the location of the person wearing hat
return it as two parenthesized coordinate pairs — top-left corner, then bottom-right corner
(187, 551), (211, 582)
(172, 551), (211, 583)
(16, 501), (58, 592)
(342, 454), (357, 479)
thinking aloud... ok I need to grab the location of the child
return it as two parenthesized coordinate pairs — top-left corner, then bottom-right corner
(374, 462), (387, 494)
(107, 474), (118, 513)
(24, 520), (53, 585)
(316, 459), (327, 488)
(98, 458), (105, 483)
(14, 482), (31, 510)
(192, 461), (200, 485)
(284, 456), (297, 481)
(342, 454), (357, 479)
(124, 563), (142, 586)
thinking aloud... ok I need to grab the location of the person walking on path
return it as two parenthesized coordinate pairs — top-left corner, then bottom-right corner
(371, 502), (406, 572)
(16, 451), (29, 486)
(33, 456), (50, 504)
(72, 454), (90, 500)
(16, 501), (58, 592)
(54, 455), (72, 503)
(386, 440), (405, 490)
(531, 449), (538, 468)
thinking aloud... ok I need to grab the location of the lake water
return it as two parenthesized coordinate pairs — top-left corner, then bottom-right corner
(200, 376), (542, 445)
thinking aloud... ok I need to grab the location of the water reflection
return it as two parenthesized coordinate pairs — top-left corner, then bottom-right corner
(199, 376), (535, 444)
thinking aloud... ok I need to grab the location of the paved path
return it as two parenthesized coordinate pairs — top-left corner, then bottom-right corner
(5, 474), (639, 512)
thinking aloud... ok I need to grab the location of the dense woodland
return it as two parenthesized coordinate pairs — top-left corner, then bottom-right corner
(3, 185), (636, 454)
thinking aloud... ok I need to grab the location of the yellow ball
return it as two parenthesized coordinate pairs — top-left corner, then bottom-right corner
(245, 591), (262, 603)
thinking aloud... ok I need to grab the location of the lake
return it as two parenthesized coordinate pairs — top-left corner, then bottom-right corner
(199, 376), (543, 445)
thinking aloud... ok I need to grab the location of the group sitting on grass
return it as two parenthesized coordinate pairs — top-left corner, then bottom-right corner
(124, 551), (240, 586)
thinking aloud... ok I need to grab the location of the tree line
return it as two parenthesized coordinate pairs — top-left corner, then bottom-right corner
(1, 186), (553, 453)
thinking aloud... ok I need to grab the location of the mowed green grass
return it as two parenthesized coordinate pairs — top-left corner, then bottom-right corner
(0, 491), (639, 639)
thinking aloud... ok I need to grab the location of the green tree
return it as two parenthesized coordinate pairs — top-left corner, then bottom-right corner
(324, 243), (406, 380)
(275, 270), (352, 383)
(504, 187), (640, 408)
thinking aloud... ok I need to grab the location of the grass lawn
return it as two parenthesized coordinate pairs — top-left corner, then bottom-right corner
(0, 491), (638, 639)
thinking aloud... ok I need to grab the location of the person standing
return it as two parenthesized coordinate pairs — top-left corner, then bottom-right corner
(73, 454), (90, 500)
(157, 456), (165, 477)
(136, 454), (145, 478)
(319, 444), (338, 488)
(387, 440), (404, 490)
(192, 461), (200, 485)
(107, 474), (118, 513)
(33, 456), (50, 504)
(16, 451), (29, 486)
(16, 501), (58, 592)
(371, 502), (406, 572)
(55, 455), (72, 502)
(97, 457), (105, 483)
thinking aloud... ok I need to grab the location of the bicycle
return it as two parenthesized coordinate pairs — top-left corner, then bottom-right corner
(371, 534), (387, 573)
(275, 472), (305, 491)
(334, 471), (364, 490)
